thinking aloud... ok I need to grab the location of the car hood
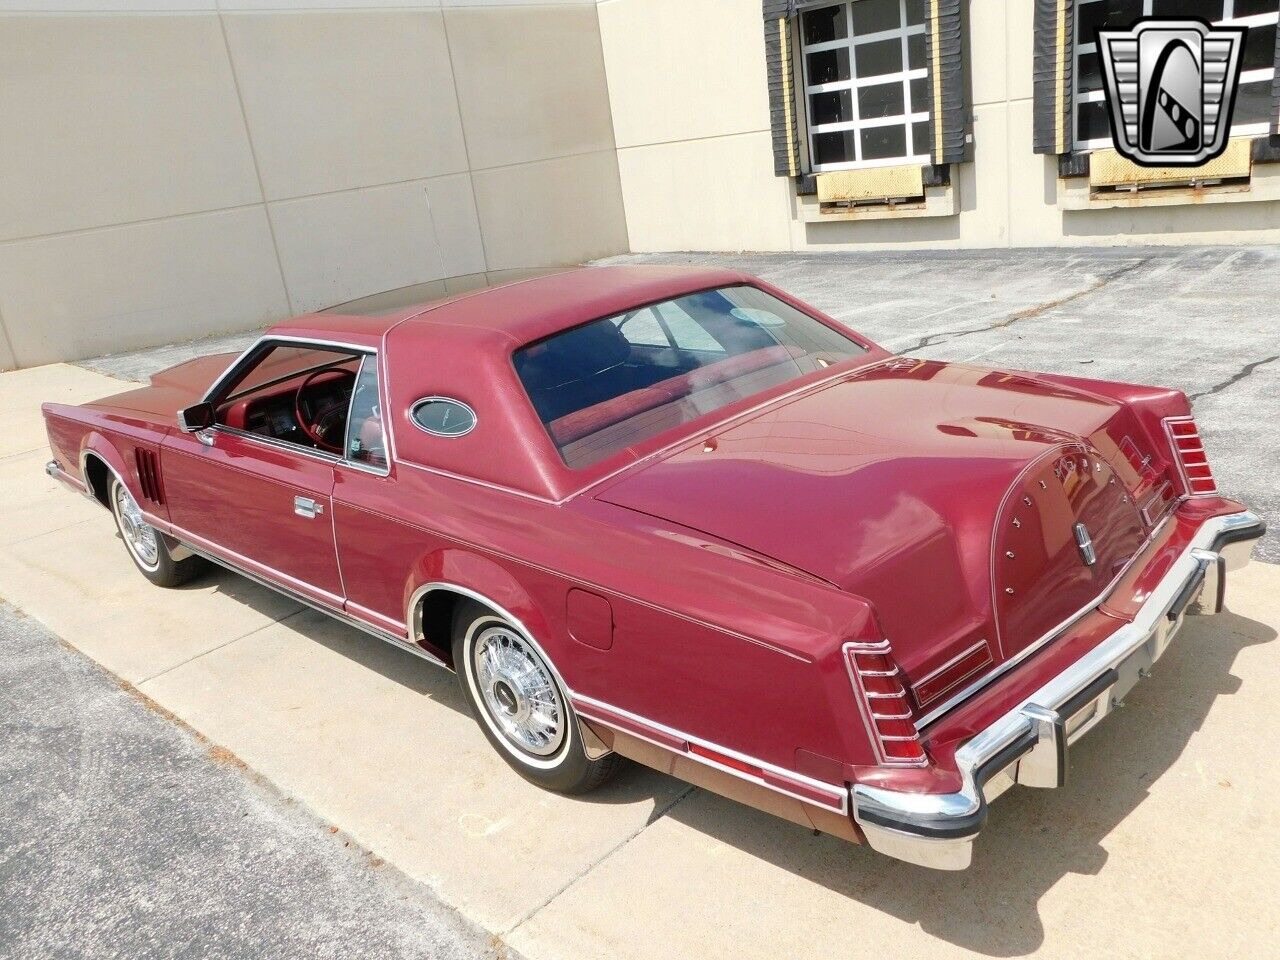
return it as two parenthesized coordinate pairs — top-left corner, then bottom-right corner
(594, 359), (1147, 693)
(84, 352), (239, 426)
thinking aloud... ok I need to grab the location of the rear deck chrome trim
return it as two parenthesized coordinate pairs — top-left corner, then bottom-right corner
(854, 509), (1264, 871)
(917, 507), (1178, 731)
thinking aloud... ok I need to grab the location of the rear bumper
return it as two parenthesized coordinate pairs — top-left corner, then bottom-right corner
(851, 509), (1265, 871)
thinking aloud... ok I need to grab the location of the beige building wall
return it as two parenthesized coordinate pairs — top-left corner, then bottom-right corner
(0, 0), (627, 369)
(599, 0), (1280, 254)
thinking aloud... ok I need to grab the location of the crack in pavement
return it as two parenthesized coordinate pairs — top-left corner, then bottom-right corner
(1190, 354), (1280, 401)
(900, 258), (1151, 354)
(499, 784), (698, 939)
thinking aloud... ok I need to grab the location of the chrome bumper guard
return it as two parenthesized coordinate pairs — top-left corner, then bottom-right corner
(852, 510), (1265, 871)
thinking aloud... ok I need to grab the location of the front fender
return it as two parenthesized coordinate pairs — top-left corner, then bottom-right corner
(80, 430), (134, 503)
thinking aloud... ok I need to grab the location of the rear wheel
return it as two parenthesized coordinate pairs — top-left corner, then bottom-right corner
(452, 600), (619, 793)
(109, 476), (207, 587)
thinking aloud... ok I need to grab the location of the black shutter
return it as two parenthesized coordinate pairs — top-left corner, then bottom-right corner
(764, 1), (800, 177)
(922, 0), (967, 164)
(1272, 14), (1280, 136)
(1033, 0), (1074, 155)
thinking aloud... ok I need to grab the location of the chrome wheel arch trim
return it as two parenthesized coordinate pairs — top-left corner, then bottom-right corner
(408, 582), (568, 687)
(408, 581), (610, 760)
(81, 449), (195, 562)
(79, 447), (117, 506)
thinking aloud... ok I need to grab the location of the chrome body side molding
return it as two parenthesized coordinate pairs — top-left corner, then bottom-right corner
(179, 539), (450, 670)
(570, 692), (850, 815)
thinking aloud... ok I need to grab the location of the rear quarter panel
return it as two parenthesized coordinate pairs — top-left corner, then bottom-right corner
(333, 462), (886, 778)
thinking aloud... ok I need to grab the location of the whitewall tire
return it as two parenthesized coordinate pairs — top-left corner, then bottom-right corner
(451, 599), (619, 793)
(108, 476), (207, 588)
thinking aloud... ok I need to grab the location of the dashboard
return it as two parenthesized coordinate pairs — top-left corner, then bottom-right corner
(220, 369), (355, 448)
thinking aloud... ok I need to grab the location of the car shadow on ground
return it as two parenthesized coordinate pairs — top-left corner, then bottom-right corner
(202, 570), (679, 812)
(196, 565), (1273, 953)
(656, 609), (1274, 956)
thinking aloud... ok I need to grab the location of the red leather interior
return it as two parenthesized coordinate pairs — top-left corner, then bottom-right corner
(224, 399), (251, 430)
(217, 368), (353, 434)
(548, 345), (804, 446)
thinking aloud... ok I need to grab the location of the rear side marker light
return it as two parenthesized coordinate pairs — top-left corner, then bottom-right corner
(687, 743), (762, 778)
(843, 640), (927, 767)
(1163, 417), (1218, 496)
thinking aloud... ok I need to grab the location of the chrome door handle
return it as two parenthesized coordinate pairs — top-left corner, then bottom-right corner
(294, 496), (323, 519)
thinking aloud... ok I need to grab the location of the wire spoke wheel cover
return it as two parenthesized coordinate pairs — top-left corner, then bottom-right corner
(470, 625), (566, 759)
(113, 482), (160, 570)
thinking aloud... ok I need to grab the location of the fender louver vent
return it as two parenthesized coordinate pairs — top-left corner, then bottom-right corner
(134, 449), (165, 505)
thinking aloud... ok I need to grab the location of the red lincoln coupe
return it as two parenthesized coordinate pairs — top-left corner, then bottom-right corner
(42, 266), (1262, 869)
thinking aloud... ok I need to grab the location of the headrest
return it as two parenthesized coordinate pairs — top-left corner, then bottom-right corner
(521, 319), (631, 388)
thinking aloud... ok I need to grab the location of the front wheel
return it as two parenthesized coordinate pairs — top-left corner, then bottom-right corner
(109, 476), (207, 587)
(452, 600), (619, 793)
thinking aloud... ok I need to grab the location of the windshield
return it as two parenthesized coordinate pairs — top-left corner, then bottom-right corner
(514, 285), (866, 469)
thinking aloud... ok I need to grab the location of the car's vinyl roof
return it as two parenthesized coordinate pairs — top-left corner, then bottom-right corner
(265, 265), (751, 349)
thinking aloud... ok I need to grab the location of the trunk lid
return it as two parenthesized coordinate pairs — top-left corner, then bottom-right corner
(594, 359), (1147, 712)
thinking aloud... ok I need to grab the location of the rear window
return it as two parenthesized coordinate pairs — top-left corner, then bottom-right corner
(514, 285), (865, 469)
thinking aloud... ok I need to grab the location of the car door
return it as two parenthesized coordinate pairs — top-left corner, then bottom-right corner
(161, 340), (361, 609)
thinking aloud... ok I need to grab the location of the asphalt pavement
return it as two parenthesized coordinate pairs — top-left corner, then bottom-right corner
(0, 602), (511, 960)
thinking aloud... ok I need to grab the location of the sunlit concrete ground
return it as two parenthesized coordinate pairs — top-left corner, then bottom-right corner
(4, 246), (1277, 959)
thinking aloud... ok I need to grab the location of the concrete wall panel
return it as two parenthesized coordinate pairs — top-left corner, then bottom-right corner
(0, 14), (259, 241)
(270, 180), (444, 314)
(0, 208), (289, 367)
(446, 3), (616, 169)
(0, 4), (626, 367)
(1006, 0), (1035, 102)
(617, 133), (791, 252)
(969, 0), (1008, 107)
(222, 9), (467, 200)
(958, 103), (1010, 248)
(472, 150), (627, 270)
(599, 0), (770, 148)
(425, 173), (489, 278)
(0, 320), (15, 373)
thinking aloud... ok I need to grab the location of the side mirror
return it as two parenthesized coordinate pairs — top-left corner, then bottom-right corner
(177, 402), (215, 433)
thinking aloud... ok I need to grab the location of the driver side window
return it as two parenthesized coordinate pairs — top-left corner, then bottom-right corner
(213, 342), (362, 456)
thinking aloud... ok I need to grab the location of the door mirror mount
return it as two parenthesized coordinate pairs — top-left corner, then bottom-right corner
(177, 402), (215, 433)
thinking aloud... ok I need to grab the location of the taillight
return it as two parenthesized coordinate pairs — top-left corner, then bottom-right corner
(843, 640), (927, 767)
(1163, 416), (1217, 496)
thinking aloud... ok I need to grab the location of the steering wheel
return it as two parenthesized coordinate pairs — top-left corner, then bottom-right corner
(294, 368), (356, 453)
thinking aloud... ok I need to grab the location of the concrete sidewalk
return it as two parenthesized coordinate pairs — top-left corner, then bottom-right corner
(3, 249), (1279, 958)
